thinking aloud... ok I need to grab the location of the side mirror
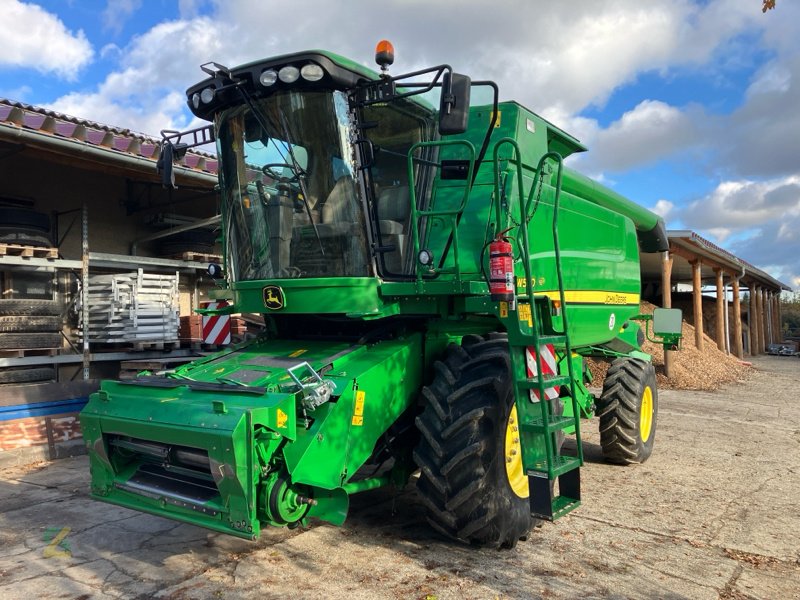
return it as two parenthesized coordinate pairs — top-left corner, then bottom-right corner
(439, 72), (471, 135)
(156, 139), (188, 189)
(653, 308), (682, 336)
(652, 307), (683, 350)
(156, 141), (176, 188)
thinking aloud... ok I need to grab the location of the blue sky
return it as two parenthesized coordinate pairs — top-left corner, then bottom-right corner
(1, 0), (798, 287)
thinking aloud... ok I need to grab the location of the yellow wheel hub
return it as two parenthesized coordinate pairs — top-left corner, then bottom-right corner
(639, 386), (654, 443)
(504, 405), (529, 498)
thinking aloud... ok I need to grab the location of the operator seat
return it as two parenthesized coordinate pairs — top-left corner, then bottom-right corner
(375, 185), (410, 272)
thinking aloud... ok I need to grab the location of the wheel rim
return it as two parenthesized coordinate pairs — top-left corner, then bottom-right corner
(504, 405), (529, 498)
(640, 385), (654, 443)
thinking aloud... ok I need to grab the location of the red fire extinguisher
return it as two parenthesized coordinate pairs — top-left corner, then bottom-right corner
(489, 230), (515, 302)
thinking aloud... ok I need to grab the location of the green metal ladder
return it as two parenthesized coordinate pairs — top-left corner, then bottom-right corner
(492, 144), (584, 520)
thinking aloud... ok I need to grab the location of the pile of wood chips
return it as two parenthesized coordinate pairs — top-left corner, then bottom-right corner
(586, 301), (752, 391)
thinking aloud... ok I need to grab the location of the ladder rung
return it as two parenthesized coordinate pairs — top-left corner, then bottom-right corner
(516, 374), (571, 391)
(520, 415), (575, 433)
(532, 496), (581, 521)
(527, 455), (581, 479)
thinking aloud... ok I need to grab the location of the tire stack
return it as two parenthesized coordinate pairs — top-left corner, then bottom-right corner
(0, 299), (62, 384)
(0, 207), (52, 247)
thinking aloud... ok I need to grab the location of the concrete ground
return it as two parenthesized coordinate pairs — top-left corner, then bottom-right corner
(1, 355), (798, 600)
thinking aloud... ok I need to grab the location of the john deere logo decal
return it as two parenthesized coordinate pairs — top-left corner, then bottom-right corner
(263, 286), (285, 310)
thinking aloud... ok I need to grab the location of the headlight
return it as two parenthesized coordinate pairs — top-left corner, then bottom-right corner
(300, 64), (324, 81)
(191, 93), (201, 109)
(200, 87), (215, 104)
(259, 69), (278, 86)
(278, 66), (300, 83)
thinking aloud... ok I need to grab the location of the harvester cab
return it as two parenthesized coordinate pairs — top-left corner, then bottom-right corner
(82, 42), (681, 549)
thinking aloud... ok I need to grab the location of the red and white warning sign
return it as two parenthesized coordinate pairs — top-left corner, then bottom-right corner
(525, 343), (560, 402)
(202, 300), (231, 345)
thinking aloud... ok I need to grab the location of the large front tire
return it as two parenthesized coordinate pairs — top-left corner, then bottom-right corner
(413, 333), (532, 549)
(596, 358), (658, 464)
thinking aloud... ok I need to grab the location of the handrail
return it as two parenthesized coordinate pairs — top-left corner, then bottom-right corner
(491, 145), (585, 473)
(406, 139), (476, 282)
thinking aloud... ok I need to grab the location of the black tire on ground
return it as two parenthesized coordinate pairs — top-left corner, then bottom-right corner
(0, 332), (62, 350)
(0, 367), (55, 384)
(596, 357), (658, 464)
(0, 316), (62, 332)
(0, 299), (62, 316)
(414, 332), (532, 549)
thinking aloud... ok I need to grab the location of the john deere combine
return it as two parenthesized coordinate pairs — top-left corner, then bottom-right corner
(81, 43), (681, 548)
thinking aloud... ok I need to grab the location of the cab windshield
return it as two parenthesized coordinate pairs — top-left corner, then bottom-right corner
(218, 90), (369, 280)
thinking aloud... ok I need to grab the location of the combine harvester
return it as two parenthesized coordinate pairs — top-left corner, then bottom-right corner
(81, 42), (681, 548)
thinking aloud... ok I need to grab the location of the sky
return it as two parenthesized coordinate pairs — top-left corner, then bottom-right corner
(1, 0), (798, 288)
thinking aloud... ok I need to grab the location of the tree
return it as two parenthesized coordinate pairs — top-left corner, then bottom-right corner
(762, 0), (776, 12)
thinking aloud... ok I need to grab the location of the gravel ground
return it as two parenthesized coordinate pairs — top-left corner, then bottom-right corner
(1, 355), (798, 599)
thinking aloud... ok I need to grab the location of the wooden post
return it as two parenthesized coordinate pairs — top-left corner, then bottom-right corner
(753, 286), (763, 354)
(732, 277), (744, 359)
(761, 288), (769, 349)
(714, 269), (726, 352)
(766, 291), (774, 346)
(662, 251), (674, 378)
(691, 260), (704, 351)
(776, 293), (783, 341)
(773, 293), (782, 342)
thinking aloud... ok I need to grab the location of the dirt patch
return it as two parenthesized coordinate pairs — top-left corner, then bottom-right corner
(588, 301), (753, 391)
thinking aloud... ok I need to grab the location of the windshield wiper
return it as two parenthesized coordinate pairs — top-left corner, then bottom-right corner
(237, 88), (325, 258)
(278, 111), (324, 256)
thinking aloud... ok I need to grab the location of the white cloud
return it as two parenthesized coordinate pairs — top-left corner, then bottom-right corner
(0, 0), (93, 80)
(102, 0), (142, 35)
(680, 177), (800, 233)
(571, 100), (700, 174)
(652, 199), (675, 220)
(46, 17), (225, 134)
(0, 84), (32, 101)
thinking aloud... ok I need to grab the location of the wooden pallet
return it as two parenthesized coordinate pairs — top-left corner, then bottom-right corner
(0, 243), (58, 259)
(0, 347), (60, 358)
(118, 355), (197, 379)
(176, 251), (222, 263)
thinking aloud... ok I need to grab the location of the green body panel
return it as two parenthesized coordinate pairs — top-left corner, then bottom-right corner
(282, 333), (423, 488)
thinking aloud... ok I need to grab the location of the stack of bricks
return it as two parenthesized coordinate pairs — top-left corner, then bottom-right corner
(179, 315), (203, 342)
(179, 314), (248, 344)
(0, 414), (82, 451)
(231, 317), (247, 339)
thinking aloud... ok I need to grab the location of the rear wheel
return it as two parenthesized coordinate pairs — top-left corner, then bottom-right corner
(596, 357), (657, 464)
(413, 333), (532, 549)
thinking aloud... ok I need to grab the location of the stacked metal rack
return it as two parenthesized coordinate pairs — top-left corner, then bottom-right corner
(83, 269), (180, 346)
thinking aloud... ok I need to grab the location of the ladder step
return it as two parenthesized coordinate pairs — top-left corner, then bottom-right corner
(520, 414), (575, 433)
(533, 495), (581, 521)
(516, 374), (571, 391)
(528, 467), (581, 521)
(527, 455), (581, 479)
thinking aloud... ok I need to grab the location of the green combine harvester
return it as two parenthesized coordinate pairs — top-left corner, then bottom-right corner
(81, 42), (682, 549)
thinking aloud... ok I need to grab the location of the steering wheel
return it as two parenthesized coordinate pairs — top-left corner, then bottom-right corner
(262, 163), (305, 183)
